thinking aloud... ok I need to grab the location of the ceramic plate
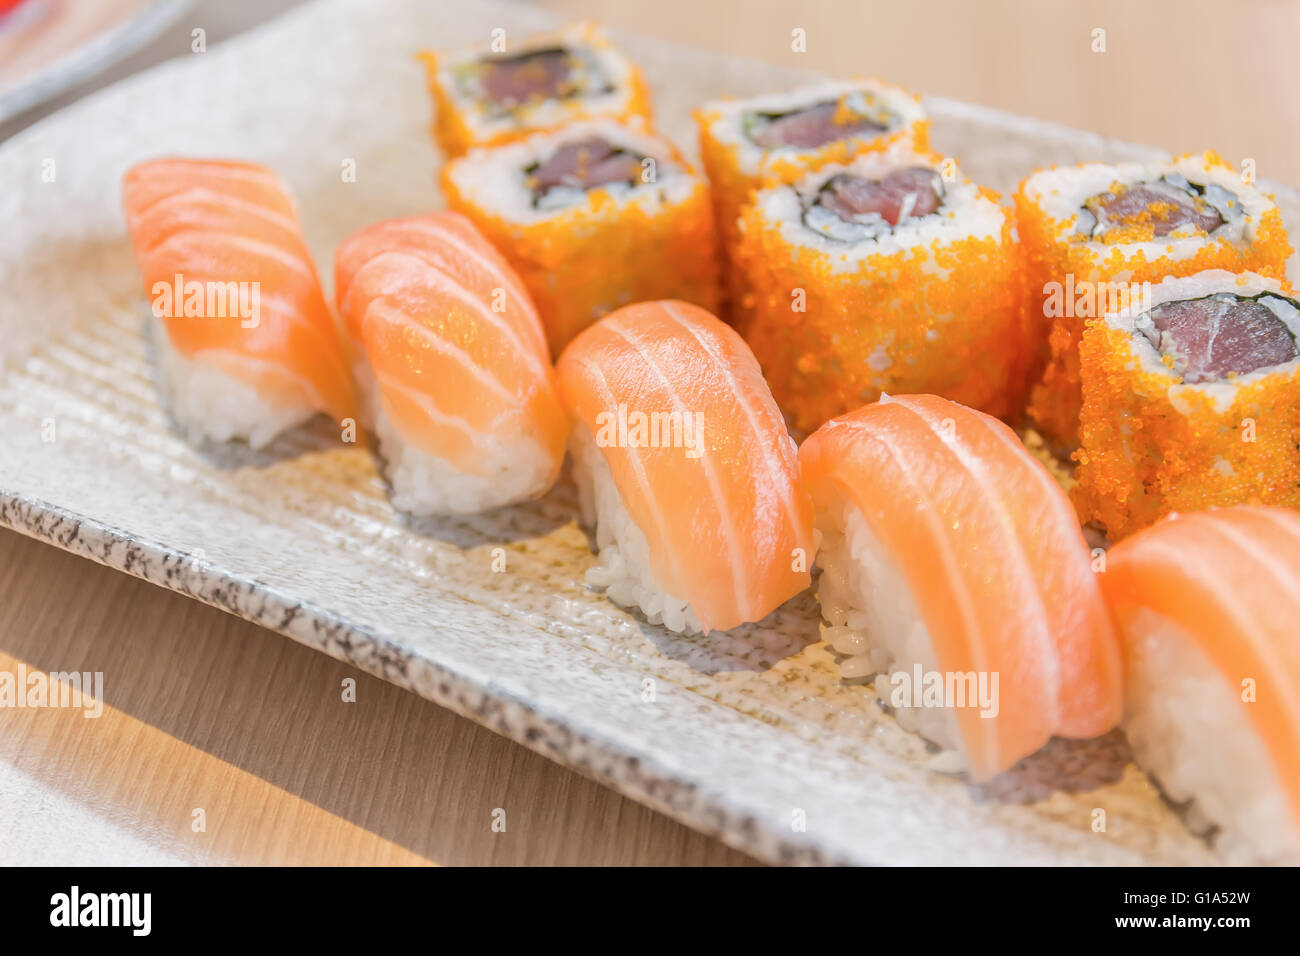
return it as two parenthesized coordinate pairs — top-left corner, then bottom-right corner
(3, 0), (1293, 865)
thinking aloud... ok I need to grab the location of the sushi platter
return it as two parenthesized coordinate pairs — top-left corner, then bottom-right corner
(2, 0), (1297, 866)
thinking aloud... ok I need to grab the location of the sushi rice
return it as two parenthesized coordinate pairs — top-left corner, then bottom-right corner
(354, 363), (558, 516)
(333, 212), (567, 517)
(816, 496), (961, 759)
(123, 158), (358, 451)
(444, 118), (719, 355)
(1017, 151), (1291, 447)
(569, 422), (703, 634)
(695, 79), (927, 183)
(420, 21), (652, 157)
(1022, 152), (1281, 264)
(556, 300), (815, 636)
(1123, 608), (1298, 864)
(747, 144), (1006, 271)
(1102, 506), (1300, 864)
(152, 315), (319, 449)
(798, 394), (1123, 780)
(695, 78), (928, 321)
(740, 144), (1027, 432)
(1073, 269), (1300, 539)
(445, 118), (700, 226)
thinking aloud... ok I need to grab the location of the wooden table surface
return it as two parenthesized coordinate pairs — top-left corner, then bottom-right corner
(0, 529), (750, 864)
(2, 0), (1295, 866)
(549, 0), (1300, 186)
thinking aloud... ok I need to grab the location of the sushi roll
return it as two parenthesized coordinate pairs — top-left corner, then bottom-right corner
(122, 158), (356, 448)
(555, 300), (815, 634)
(1100, 506), (1300, 863)
(799, 394), (1123, 780)
(739, 145), (1026, 434)
(1017, 151), (1292, 449)
(694, 79), (928, 319)
(443, 119), (719, 356)
(1073, 270), (1300, 540)
(419, 21), (651, 158)
(334, 213), (566, 514)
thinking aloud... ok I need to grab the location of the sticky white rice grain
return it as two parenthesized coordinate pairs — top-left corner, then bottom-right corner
(358, 364), (555, 516)
(1103, 269), (1299, 415)
(815, 495), (964, 763)
(568, 423), (703, 635)
(1123, 607), (1300, 864)
(152, 315), (315, 449)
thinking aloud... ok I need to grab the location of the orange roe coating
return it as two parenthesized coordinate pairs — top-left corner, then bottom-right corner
(1072, 297), (1300, 541)
(693, 99), (928, 328)
(419, 42), (652, 159)
(1015, 154), (1292, 450)
(442, 148), (719, 357)
(738, 191), (1028, 434)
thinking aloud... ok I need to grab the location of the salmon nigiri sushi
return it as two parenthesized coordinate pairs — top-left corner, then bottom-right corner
(122, 158), (356, 447)
(555, 300), (815, 634)
(335, 212), (566, 514)
(1100, 506), (1300, 863)
(799, 394), (1123, 780)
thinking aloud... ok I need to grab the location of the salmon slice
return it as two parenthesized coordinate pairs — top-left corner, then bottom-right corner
(1101, 506), (1300, 832)
(334, 212), (565, 486)
(122, 158), (356, 429)
(799, 394), (1122, 780)
(556, 299), (815, 633)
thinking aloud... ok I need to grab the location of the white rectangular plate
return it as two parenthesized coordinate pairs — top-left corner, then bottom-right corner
(4, 0), (1291, 865)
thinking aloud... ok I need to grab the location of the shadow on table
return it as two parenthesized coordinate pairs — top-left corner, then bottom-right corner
(0, 527), (757, 866)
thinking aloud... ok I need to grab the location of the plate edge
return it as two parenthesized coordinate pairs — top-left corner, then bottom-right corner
(0, 487), (862, 867)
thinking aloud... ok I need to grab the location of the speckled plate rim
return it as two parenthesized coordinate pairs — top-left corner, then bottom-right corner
(0, 489), (853, 865)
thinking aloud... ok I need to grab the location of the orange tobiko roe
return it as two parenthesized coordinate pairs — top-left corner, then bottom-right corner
(694, 96), (929, 328)
(1072, 295), (1300, 541)
(441, 142), (720, 357)
(418, 26), (653, 159)
(1015, 153), (1292, 451)
(738, 185), (1028, 435)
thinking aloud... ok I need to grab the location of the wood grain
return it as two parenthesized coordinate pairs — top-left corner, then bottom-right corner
(0, 527), (753, 865)
(543, 0), (1300, 185)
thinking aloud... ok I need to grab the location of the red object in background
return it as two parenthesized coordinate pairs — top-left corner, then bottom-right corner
(1, 0), (194, 125)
